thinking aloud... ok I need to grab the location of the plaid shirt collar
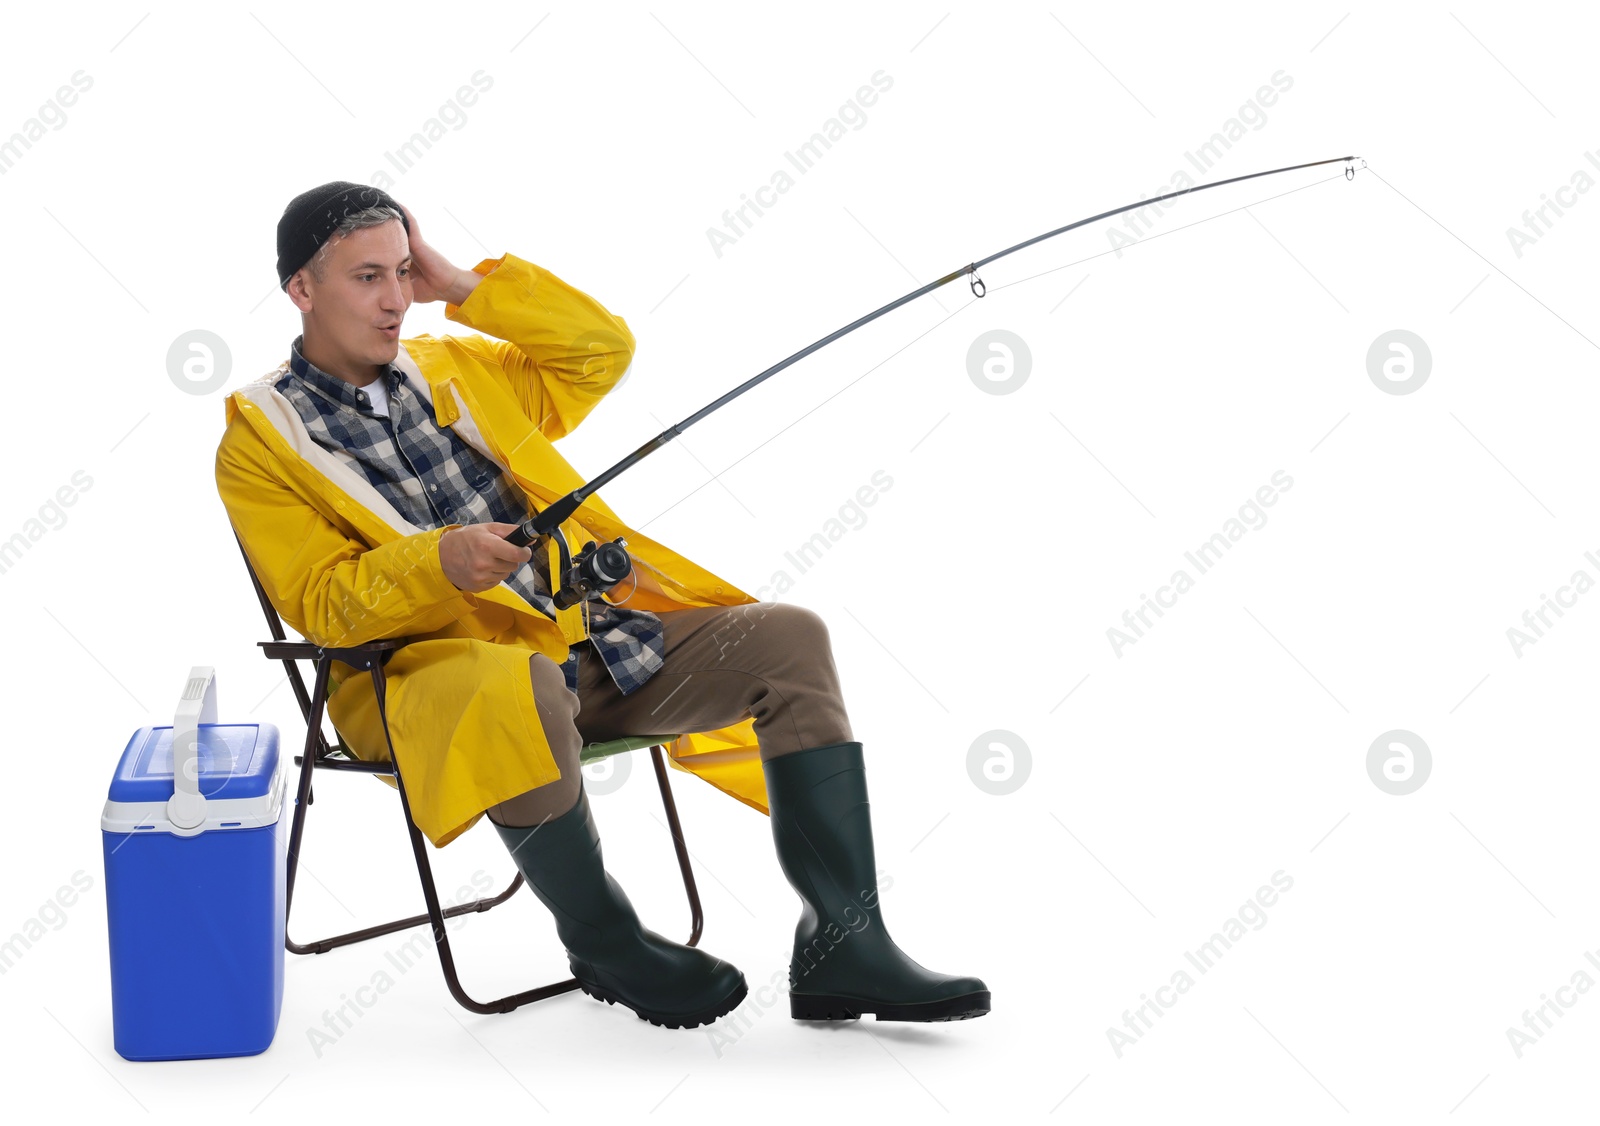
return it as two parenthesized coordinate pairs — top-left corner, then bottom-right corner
(287, 334), (405, 413)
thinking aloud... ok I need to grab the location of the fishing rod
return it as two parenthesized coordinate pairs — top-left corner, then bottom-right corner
(510, 153), (1362, 606)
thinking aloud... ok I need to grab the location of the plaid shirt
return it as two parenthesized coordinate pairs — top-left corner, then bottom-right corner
(277, 334), (665, 696)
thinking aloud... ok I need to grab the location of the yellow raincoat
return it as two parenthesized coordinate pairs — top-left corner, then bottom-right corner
(215, 252), (769, 847)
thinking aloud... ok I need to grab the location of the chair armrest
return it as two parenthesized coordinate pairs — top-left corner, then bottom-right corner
(258, 636), (417, 670)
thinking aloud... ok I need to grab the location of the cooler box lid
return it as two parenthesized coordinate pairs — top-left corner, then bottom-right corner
(101, 668), (283, 837)
(107, 723), (278, 802)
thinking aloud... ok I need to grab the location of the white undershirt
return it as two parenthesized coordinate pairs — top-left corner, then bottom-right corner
(357, 375), (391, 417)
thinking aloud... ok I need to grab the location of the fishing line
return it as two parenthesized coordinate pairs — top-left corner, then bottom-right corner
(510, 155), (1362, 606)
(642, 291), (981, 529)
(985, 168), (1356, 298)
(646, 167), (1365, 530)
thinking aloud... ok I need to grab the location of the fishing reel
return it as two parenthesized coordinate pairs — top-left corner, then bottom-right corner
(503, 499), (633, 609)
(553, 536), (633, 610)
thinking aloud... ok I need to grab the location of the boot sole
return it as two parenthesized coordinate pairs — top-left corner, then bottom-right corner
(790, 989), (991, 1022)
(577, 976), (749, 1030)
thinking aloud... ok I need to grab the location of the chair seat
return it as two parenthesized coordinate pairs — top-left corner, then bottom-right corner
(313, 732), (683, 772)
(580, 735), (681, 765)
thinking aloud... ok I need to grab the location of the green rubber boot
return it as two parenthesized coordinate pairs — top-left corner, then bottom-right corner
(763, 741), (991, 1022)
(493, 787), (747, 1029)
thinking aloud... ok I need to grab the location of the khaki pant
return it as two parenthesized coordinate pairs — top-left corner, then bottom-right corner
(488, 601), (854, 827)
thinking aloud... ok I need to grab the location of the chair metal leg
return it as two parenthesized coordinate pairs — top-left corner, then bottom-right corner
(282, 656), (523, 957)
(650, 744), (705, 948)
(391, 763), (582, 1013)
(283, 658), (331, 940)
(371, 659), (579, 1014)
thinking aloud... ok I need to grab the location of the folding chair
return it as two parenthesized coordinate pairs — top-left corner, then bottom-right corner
(232, 533), (707, 1015)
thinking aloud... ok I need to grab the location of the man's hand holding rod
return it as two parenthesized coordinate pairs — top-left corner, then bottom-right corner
(440, 523), (532, 593)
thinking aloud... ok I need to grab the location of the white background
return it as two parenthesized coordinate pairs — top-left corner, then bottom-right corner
(2, 0), (1596, 1120)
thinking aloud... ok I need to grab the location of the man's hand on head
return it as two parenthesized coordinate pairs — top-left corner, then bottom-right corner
(397, 202), (482, 306)
(440, 522), (534, 592)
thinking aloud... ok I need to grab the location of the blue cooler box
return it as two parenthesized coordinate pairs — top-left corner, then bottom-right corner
(101, 666), (286, 1061)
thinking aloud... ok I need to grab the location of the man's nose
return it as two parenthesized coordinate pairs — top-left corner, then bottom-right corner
(380, 274), (407, 313)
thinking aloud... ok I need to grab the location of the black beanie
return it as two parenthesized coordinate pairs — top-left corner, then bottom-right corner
(276, 181), (410, 291)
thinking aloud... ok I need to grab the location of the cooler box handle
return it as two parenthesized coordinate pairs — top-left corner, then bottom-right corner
(166, 666), (218, 831)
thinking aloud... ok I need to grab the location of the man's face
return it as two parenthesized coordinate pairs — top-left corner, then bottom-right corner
(299, 219), (413, 370)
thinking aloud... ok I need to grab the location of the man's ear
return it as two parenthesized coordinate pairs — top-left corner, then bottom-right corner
(285, 271), (314, 314)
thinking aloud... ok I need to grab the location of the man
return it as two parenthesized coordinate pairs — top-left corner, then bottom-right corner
(216, 181), (989, 1030)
